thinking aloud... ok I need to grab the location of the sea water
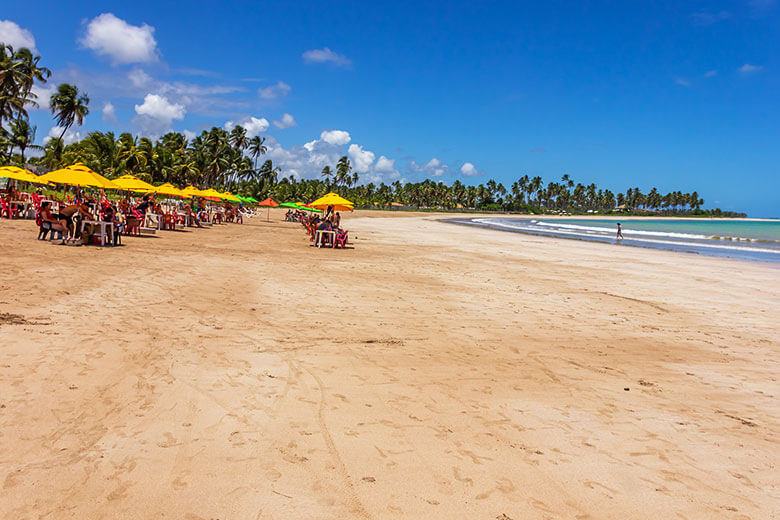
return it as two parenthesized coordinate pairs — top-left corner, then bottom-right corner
(452, 217), (780, 263)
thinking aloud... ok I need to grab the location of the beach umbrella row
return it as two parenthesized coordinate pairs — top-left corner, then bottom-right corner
(7, 165), (357, 219)
(26, 163), (262, 203)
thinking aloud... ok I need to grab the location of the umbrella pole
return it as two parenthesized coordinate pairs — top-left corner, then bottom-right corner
(267, 206), (270, 222)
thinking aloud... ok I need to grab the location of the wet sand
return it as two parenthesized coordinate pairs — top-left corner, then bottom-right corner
(1, 210), (778, 519)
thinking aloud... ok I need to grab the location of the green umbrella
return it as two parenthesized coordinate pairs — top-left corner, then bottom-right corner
(298, 204), (323, 213)
(246, 197), (259, 203)
(280, 202), (300, 208)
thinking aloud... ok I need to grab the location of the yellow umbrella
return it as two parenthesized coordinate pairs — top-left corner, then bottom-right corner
(0, 166), (49, 185)
(154, 183), (189, 198)
(220, 191), (241, 202)
(181, 185), (209, 197)
(200, 188), (229, 199)
(112, 174), (156, 192)
(38, 163), (120, 189)
(309, 192), (355, 212)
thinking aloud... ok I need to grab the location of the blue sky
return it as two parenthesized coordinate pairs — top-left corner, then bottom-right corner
(2, 1), (778, 216)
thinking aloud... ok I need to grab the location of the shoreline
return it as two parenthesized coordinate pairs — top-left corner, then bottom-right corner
(352, 208), (779, 222)
(442, 214), (780, 264)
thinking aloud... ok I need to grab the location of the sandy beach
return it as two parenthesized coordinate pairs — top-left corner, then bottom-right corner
(1, 211), (778, 519)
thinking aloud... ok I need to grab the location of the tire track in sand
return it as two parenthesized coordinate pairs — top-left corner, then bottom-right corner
(303, 365), (373, 520)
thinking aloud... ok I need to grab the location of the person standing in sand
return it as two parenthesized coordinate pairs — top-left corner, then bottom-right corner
(616, 222), (624, 240)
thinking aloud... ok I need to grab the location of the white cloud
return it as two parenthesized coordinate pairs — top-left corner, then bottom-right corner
(133, 94), (185, 134)
(738, 63), (763, 73)
(183, 129), (196, 141)
(374, 155), (400, 179)
(411, 157), (448, 177)
(263, 133), (399, 184)
(264, 135), (337, 180)
(674, 77), (691, 87)
(81, 13), (158, 65)
(135, 94), (184, 121)
(102, 101), (116, 122)
(128, 68), (153, 88)
(29, 83), (56, 111)
(45, 66), (246, 120)
(273, 113), (297, 129)
(225, 116), (269, 137)
(258, 81), (291, 99)
(375, 156), (395, 172)
(417, 157), (448, 177)
(43, 126), (82, 145)
(302, 47), (351, 67)
(460, 162), (479, 176)
(320, 129), (351, 146)
(0, 20), (36, 51)
(298, 129), (351, 151)
(348, 144), (375, 173)
(243, 116), (269, 137)
(704, 70), (718, 77)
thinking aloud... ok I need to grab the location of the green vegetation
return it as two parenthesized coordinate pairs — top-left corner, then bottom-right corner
(0, 43), (745, 217)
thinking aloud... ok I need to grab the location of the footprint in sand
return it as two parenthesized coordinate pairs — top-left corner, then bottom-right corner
(452, 467), (474, 486)
(107, 481), (133, 501)
(157, 432), (180, 448)
(3, 470), (21, 489)
(229, 431), (245, 446)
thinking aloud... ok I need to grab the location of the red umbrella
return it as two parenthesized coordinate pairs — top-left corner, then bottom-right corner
(258, 198), (279, 221)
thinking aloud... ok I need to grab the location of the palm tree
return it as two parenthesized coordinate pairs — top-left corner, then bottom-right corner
(247, 135), (266, 169)
(39, 137), (63, 169)
(117, 133), (148, 176)
(528, 176), (542, 205)
(334, 156), (351, 188)
(196, 127), (231, 186)
(9, 118), (40, 163)
(320, 165), (333, 186)
(82, 131), (119, 176)
(258, 159), (279, 188)
(49, 83), (89, 142)
(0, 45), (50, 130)
(14, 46), (50, 104)
(229, 125), (248, 153)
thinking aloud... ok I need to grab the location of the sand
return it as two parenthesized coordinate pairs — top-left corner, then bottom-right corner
(1, 210), (778, 519)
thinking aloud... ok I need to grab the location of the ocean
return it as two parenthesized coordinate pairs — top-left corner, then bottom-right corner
(451, 217), (780, 263)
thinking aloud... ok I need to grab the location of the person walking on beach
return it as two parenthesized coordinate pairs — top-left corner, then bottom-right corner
(616, 222), (624, 240)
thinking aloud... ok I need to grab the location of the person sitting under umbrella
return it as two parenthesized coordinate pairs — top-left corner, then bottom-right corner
(37, 201), (68, 240)
(333, 211), (341, 231)
(57, 199), (95, 238)
(135, 194), (160, 228)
